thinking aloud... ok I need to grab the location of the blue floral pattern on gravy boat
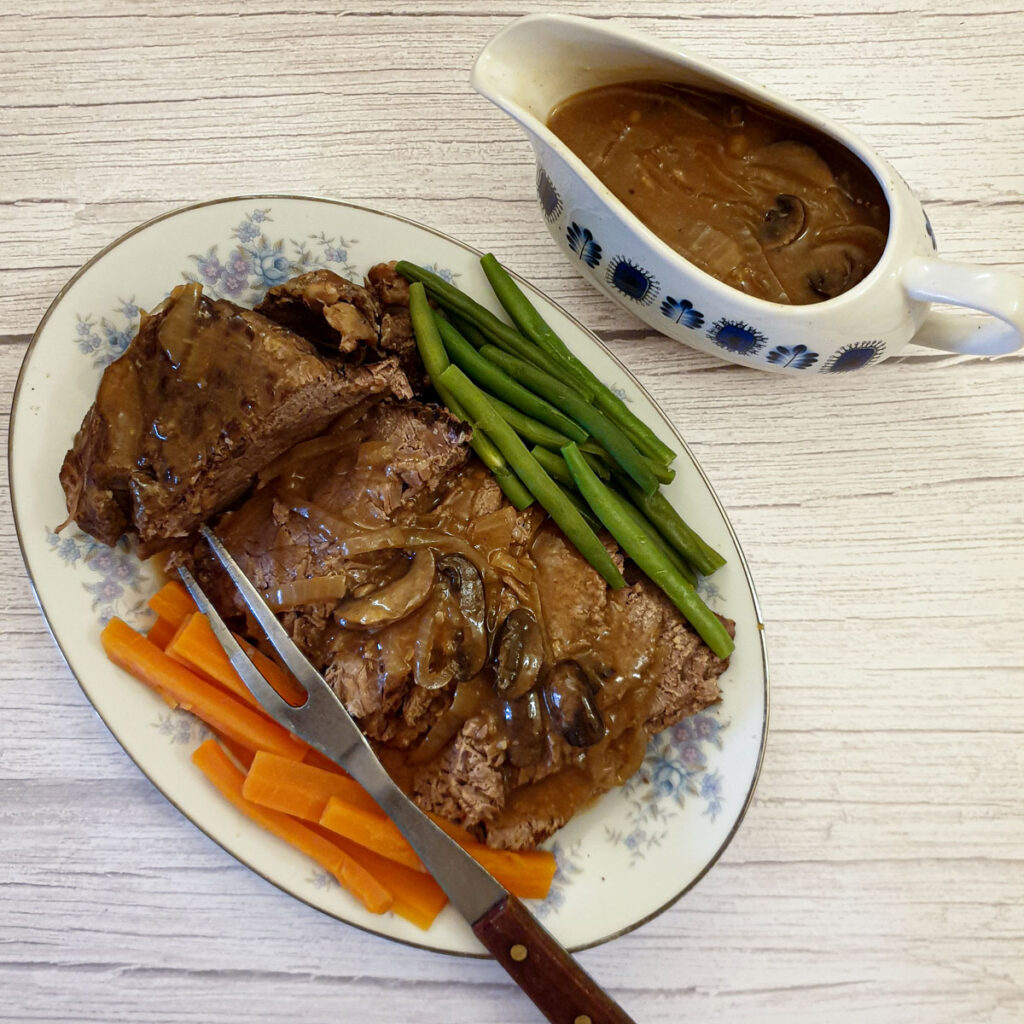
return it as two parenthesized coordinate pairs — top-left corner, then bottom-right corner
(767, 343), (819, 369)
(54, 203), (735, 910)
(825, 340), (885, 372)
(708, 319), (767, 357)
(566, 221), (602, 268)
(536, 167), (563, 222)
(660, 296), (705, 329)
(607, 257), (659, 304)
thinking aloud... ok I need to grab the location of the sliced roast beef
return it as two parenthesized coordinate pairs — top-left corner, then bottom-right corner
(367, 261), (428, 393)
(190, 398), (471, 624)
(59, 282), (411, 554)
(408, 520), (732, 849)
(254, 264), (427, 393)
(196, 435), (731, 849)
(411, 713), (508, 829)
(255, 269), (380, 355)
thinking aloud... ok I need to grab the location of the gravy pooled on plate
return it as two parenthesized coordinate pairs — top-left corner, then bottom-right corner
(547, 81), (889, 305)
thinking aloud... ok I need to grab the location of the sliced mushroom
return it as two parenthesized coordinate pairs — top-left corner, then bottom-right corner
(437, 554), (487, 681)
(805, 243), (860, 299)
(542, 660), (605, 748)
(492, 608), (545, 700)
(334, 548), (435, 629)
(760, 194), (807, 250)
(503, 690), (546, 767)
(413, 554), (487, 689)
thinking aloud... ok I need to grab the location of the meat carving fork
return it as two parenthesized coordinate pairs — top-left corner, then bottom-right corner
(179, 525), (636, 1024)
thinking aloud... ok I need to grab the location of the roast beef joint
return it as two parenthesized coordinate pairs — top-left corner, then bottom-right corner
(60, 265), (733, 851)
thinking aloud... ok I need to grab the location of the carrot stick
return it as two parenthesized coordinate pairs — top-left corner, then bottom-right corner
(320, 797), (428, 873)
(457, 842), (557, 900)
(309, 824), (448, 930)
(146, 615), (179, 649)
(428, 813), (479, 848)
(232, 633), (308, 706)
(147, 580), (197, 628)
(101, 617), (307, 761)
(214, 732), (256, 772)
(243, 751), (448, 927)
(166, 612), (263, 708)
(243, 751), (382, 819)
(302, 746), (352, 775)
(165, 612), (310, 714)
(192, 740), (393, 915)
(319, 794), (556, 898)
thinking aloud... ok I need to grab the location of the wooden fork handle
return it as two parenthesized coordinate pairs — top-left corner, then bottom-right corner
(472, 894), (637, 1024)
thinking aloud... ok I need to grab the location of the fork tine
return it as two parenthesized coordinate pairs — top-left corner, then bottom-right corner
(196, 525), (330, 703)
(177, 564), (299, 721)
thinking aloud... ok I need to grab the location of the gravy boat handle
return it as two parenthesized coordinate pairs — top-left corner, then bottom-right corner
(903, 256), (1024, 355)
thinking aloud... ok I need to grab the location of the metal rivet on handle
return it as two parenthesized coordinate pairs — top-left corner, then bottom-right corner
(574, 1016), (593, 1024)
(509, 944), (528, 962)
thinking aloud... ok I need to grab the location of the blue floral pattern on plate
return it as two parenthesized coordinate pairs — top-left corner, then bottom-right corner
(535, 839), (585, 918)
(606, 710), (729, 863)
(46, 530), (147, 626)
(75, 302), (140, 368)
(185, 208), (359, 305)
(155, 709), (209, 747)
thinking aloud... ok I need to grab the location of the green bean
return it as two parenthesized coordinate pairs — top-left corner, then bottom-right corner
(585, 440), (676, 485)
(619, 477), (726, 577)
(433, 314), (587, 444)
(612, 486), (697, 587)
(531, 445), (611, 487)
(395, 261), (593, 398)
(558, 482), (603, 534)
(480, 252), (576, 363)
(408, 283), (534, 510)
(563, 444), (732, 658)
(592, 389), (677, 467)
(446, 311), (491, 350)
(479, 253), (677, 466)
(480, 344), (658, 495)
(532, 442), (690, 581)
(485, 395), (574, 450)
(649, 458), (676, 486)
(439, 366), (625, 589)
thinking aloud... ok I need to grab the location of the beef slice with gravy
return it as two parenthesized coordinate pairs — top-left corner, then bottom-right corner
(59, 282), (411, 554)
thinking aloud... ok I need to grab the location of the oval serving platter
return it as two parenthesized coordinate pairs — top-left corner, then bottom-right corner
(10, 196), (768, 956)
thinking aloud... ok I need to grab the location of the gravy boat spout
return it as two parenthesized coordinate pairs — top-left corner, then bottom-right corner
(471, 14), (1024, 374)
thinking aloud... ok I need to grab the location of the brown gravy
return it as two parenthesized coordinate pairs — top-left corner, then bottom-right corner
(547, 81), (889, 305)
(252, 435), (669, 843)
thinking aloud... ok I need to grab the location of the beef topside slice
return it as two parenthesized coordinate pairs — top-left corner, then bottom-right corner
(255, 269), (380, 355)
(59, 281), (411, 554)
(256, 264), (428, 393)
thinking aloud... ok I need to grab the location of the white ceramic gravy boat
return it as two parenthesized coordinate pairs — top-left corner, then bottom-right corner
(471, 14), (1024, 374)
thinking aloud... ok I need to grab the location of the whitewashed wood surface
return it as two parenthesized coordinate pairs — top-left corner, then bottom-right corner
(2, 2), (1022, 1022)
